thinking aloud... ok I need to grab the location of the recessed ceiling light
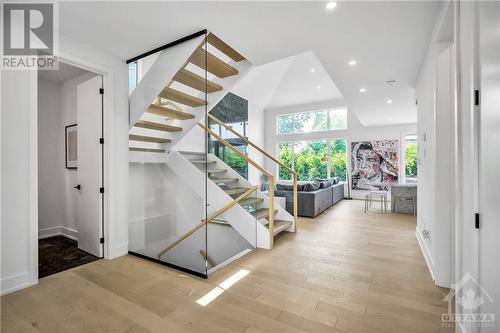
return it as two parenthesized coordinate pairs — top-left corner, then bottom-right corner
(316, 86), (321, 90)
(388, 118), (393, 121)
(348, 60), (357, 66)
(310, 68), (316, 73)
(326, 2), (337, 10)
(359, 88), (367, 93)
(387, 99), (393, 104)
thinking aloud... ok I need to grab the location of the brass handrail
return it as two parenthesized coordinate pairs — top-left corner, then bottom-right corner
(207, 114), (298, 232)
(157, 186), (258, 258)
(198, 122), (277, 246)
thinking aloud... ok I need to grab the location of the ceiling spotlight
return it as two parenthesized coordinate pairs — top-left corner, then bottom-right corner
(386, 80), (397, 86)
(387, 99), (393, 104)
(310, 68), (316, 73)
(316, 86), (321, 90)
(348, 60), (357, 66)
(359, 88), (367, 93)
(326, 2), (337, 10)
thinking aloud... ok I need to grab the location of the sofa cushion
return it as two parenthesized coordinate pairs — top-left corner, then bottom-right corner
(276, 184), (294, 191)
(331, 177), (339, 185)
(303, 181), (320, 192)
(319, 180), (333, 189)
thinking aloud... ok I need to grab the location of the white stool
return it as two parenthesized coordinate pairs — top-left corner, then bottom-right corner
(364, 192), (388, 213)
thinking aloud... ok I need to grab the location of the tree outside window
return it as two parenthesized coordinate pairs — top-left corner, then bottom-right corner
(277, 139), (347, 182)
(404, 135), (418, 183)
(293, 141), (328, 181)
(330, 139), (347, 181)
(277, 108), (347, 136)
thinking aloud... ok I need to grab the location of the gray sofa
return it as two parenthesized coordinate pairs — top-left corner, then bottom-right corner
(275, 182), (345, 218)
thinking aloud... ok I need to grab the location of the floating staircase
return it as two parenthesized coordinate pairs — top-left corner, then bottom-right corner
(128, 31), (297, 277)
(129, 32), (251, 159)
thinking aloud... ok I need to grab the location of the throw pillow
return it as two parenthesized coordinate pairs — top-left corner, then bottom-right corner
(303, 181), (320, 192)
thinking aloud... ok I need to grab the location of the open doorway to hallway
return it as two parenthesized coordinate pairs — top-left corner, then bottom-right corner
(37, 61), (104, 278)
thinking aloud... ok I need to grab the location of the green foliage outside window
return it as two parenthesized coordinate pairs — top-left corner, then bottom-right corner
(277, 139), (347, 182)
(278, 143), (292, 180)
(277, 109), (347, 135)
(405, 142), (418, 177)
(294, 141), (328, 181)
(330, 139), (347, 181)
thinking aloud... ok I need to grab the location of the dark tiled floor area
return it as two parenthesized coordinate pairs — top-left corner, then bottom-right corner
(38, 236), (99, 278)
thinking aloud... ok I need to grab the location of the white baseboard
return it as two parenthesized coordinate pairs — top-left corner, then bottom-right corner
(1, 272), (37, 296)
(109, 242), (129, 259)
(38, 226), (78, 240)
(416, 226), (436, 282)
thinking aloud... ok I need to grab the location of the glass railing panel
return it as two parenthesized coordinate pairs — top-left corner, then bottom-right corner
(206, 190), (258, 273)
(129, 33), (209, 277)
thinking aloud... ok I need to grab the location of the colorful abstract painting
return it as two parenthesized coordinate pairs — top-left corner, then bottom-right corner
(351, 139), (399, 191)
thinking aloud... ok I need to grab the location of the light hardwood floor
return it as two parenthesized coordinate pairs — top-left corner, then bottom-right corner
(1, 200), (453, 333)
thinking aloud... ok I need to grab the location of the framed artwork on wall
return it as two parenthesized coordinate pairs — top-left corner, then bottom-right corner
(350, 139), (399, 191)
(65, 124), (78, 169)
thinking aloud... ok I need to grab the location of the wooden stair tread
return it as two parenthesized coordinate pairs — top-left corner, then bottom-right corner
(173, 68), (223, 93)
(134, 120), (182, 132)
(212, 178), (238, 184)
(224, 187), (249, 196)
(129, 134), (170, 144)
(250, 208), (278, 220)
(178, 151), (206, 156)
(191, 159), (216, 164)
(207, 33), (245, 62)
(189, 48), (239, 78)
(159, 87), (207, 107)
(208, 219), (229, 226)
(205, 169), (226, 174)
(271, 220), (293, 235)
(239, 197), (264, 206)
(146, 104), (195, 120)
(129, 147), (165, 153)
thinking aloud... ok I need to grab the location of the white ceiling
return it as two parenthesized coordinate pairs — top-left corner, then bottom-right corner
(58, 1), (441, 126)
(38, 61), (88, 83)
(266, 51), (343, 110)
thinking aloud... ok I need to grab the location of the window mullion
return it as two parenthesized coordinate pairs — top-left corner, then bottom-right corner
(327, 141), (331, 178)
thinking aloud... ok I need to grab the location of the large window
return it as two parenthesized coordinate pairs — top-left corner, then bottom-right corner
(277, 108), (347, 135)
(294, 141), (328, 181)
(404, 135), (418, 183)
(278, 143), (293, 180)
(128, 62), (138, 92)
(330, 139), (347, 181)
(278, 139), (347, 181)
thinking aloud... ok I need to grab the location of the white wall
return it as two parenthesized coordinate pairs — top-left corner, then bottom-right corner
(264, 99), (417, 198)
(414, 2), (453, 287)
(1, 31), (129, 294)
(38, 79), (66, 234)
(231, 57), (292, 185)
(1, 69), (38, 294)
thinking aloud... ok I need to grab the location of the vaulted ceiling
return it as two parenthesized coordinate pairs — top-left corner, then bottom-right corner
(59, 1), (441, 126)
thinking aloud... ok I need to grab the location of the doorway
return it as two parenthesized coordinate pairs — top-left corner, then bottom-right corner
(37, 61), (104, 278)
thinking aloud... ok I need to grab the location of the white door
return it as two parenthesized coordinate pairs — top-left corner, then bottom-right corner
(76, 75), (103, 257)
(478, 1), (500, 330)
